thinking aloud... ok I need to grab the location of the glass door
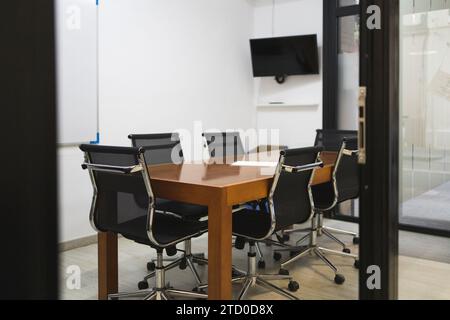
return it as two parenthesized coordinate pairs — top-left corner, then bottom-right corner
(397, 0), (450, 300)
(325, 0), (450, 299)
(399, 0), (450, 236)
(327, 0), (450, 233)
(357, 0), (450, 300)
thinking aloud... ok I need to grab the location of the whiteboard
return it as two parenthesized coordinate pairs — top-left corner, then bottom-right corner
(56, 0), (98, 144)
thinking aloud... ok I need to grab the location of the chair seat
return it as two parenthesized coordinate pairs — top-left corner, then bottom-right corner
(119, 213), (207, 248)
(156, 199), (208, 220)
(232, 209), (272, 240)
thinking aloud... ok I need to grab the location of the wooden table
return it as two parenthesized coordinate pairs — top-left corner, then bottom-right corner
(97, 151), (337, 300)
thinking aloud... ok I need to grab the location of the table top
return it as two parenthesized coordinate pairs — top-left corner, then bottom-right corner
(148, 151), (337, 189)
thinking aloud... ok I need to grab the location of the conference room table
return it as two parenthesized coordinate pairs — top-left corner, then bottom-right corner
(97, 150), (337, 300)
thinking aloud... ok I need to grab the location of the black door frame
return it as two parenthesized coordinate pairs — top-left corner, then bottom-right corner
(1, 1), (58, 299)
(358, 0), (399, 300)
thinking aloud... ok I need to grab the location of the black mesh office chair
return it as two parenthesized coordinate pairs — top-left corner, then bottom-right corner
(313, 130), (359, 246)
(203, 131), (271, 269)
(312, 136), (360, 247)
(203, 131), (245, 163)
(275, 137), (359, 284)
(128, 133), (208, 286)
(198, 147), (323, 300)
(80, 144), (207, 300)
(282, 130), (360, 241)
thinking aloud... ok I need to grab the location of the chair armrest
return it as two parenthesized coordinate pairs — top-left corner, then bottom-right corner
(249, 145), (289, 154)
(342, 149), (359, 156)
(81, 163), (143, 174)
(282, 161), (324, 173)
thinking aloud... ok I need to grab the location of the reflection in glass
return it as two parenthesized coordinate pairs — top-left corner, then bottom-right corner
(338, 15), (360, 131)
(337, 15), (360, 218)
(400, 0), (450, 232)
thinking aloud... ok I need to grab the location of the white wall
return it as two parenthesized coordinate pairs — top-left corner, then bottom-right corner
(59, 147), (94, 242)
(59, 0), (324, 243)
(252, 0), (323, 148)
(59, 0), (255, 242)
(99, 0), (256, 148)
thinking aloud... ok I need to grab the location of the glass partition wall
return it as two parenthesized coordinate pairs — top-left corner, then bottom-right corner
(400, 0), (450, 235)
(336, 13), (360, 219)
(323, 0), (361, 221)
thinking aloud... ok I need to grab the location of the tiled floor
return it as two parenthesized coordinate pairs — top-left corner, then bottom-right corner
(59, 220), (450, 300)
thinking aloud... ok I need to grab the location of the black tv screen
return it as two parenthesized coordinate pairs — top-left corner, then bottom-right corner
(250, 34), (319, 77)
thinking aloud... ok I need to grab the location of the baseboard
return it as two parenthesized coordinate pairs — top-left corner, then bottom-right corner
(59, 234), (98, 252)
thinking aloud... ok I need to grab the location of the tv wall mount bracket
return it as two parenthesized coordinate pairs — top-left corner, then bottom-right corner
(275, 75), (287, 84)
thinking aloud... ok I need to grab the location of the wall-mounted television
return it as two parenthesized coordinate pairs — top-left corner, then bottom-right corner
(250, 34), (319, 80)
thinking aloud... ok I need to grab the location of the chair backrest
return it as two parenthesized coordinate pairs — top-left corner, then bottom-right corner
(80, 144), (163, 247)
(128, 133), (183, 165)
(80, 144), (150, 234)
(269, 146), (323, 232)
(314, 129), (357, 152)
(334, 137), (359, 203)
(203, 131), (245, 163)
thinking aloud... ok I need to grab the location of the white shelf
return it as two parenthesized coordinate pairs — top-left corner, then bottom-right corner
(256, 103), (319, 109)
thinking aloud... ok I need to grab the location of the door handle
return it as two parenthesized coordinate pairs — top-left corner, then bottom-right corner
(358, 87), (367, 165)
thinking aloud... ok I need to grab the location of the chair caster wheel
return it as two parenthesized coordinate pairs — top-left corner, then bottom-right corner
(288, 280), (300, 292)
(234, 237), (246, 250)
(273, 252), (282, 261)
(334, 274), (345, 285)
(147, 262), (155, 272)
(282, 234), (290, 242)
(194, 254), (207, 266)
(354, 260), (360, 269)
(353, 237), (360, 245)
(232, 269), (243, 277)
(279, 268), (289, 276)
(343, 248), (351, 254)
(138, 280), (149, 290)
(179, 258), (187, 270)
(258, 260), (266, 269)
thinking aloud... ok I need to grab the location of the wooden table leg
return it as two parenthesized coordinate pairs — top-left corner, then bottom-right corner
(208, 190), (232, 300)
(98, 232), (118, 300)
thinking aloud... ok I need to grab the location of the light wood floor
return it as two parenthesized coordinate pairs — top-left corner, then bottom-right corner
(59, 221), (450, 300)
